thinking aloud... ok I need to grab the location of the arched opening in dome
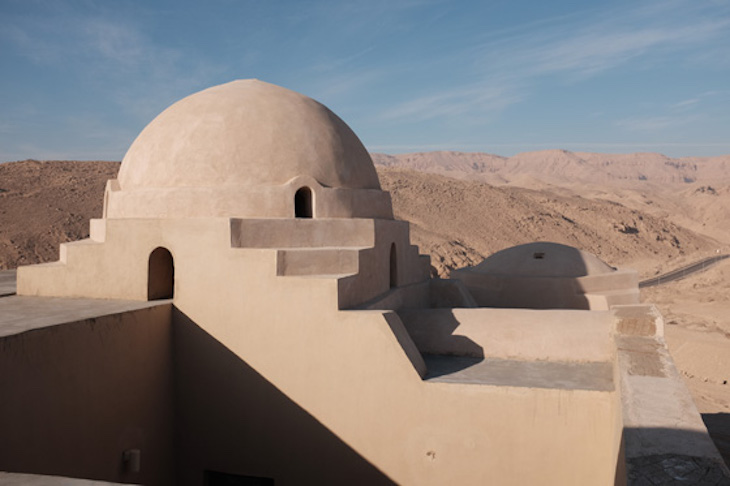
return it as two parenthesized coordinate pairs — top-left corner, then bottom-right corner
(148, 247), (174, 300)
(389, 243), (398, 288)
(295, 187), (313, 218)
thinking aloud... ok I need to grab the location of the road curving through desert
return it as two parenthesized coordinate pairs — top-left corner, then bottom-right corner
(640, 254), (730, 288)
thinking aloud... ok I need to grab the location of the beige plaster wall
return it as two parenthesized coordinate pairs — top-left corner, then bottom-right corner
(337, 220), (431, 308)
(18, 217), (430, 310)
(16, 218), (622, 484)
(174, 274), (621, 485)
(142, 219), (618, 483)
(0, 305), (175, 485)
(18, 218), (235, 301)
(397, 307), (615, 361)
(453, 270), (639, 310)
(578, 269), (638, 293)
(231, 218), (376, 248)
(104, 176), (395, 220)
(453, 272), (592, 309)
(171, 308), (398, 485)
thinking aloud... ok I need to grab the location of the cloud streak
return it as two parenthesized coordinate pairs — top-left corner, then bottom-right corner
(380, 1), (730, 122)
(616, 114), (703, 131)
(0, 5), (221, 118)
(380, 82), (522, 121)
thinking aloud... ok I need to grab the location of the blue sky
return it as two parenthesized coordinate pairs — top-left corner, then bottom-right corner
(1, 0), (729, 161)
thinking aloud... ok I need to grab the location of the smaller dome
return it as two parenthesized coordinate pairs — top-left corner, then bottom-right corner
(470, 242), (614, 278)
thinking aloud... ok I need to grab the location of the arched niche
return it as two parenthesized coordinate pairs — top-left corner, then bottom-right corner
(294, 187), (313, 218)
(148, 247), (174, 300)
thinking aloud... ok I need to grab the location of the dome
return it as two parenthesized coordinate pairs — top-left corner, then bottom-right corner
(104, 80), (393, 220)
(470, 242), (614, 278)
(118, 79), (381, 191)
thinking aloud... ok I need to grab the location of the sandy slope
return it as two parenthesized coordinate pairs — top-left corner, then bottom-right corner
(373, 150), (730, 245)
(643, 261), (730, 406)
(642, 261), (730, 467)
(378, 167), (716, 277)
(0, 160), (119, 269)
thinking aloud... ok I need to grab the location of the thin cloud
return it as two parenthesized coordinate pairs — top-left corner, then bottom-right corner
(616, 114), (702, 131)
(511, 20), (730, 79)
(310, 69), (389, 102)
(0, 11), (146, 68)
(82, 18), (158, 70)
(475, 0), (730, 78)
(380, 1), (730, 122)
(671, 98), (700, 110)
(380, 82), (522, 122)
(0, 7), (220, 118)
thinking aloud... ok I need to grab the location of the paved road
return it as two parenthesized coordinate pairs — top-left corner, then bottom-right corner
(639, 254), (730, 288)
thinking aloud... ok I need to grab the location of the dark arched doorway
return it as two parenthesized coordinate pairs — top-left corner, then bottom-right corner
(294, 187), (313, 218)
(389, 243), (398, 288)
(148, 247), (174, 300)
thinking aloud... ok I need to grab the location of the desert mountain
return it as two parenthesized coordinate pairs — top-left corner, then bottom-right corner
(371, 149), (730, 186)
(0, 160), (119, 269)
(378, 167), (717, 277)
(373, 150), (730, 244)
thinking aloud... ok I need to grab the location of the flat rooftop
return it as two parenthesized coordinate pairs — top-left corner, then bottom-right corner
(0, 271), (167, 338)
(423, 354), (614, 391)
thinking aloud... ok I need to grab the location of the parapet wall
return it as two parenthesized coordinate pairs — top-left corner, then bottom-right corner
(104, 175), (394, 220)
(612, 304), (730, 483)
(0, 304), (174, 485)
(398, 307), (614, 361)
(452, 269), (639, 310)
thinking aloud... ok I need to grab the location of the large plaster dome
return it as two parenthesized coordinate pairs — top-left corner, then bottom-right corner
(104, 80), (393, 219)
(118, 79), (380, 190)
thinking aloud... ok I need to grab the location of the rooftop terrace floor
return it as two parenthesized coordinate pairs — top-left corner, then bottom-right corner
(423, 354), (614, 391)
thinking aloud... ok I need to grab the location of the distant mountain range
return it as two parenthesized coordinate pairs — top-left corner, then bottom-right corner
(370, 150), (730, 186)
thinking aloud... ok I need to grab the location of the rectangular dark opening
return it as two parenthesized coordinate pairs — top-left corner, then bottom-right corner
(533, 252), (545, 259)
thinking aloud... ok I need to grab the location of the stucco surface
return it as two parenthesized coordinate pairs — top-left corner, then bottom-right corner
(0, 303), (175, 485)
(0, 294), (164, 337)
(452, 242), (639, 310)
(118, 80), (380, 191)
(468, 241), (615, 277)
(423, 355), (614, 391)
(398, 307), (614, 362)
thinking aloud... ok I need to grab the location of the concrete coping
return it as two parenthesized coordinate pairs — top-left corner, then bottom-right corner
(612, 304), (664, 338)
(0, 295), (169, 339)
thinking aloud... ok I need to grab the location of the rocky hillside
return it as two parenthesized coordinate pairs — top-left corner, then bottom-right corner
(372, 150), (730, 186)
(0, 160), (119, 269)
(378, 168), (715, 276)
